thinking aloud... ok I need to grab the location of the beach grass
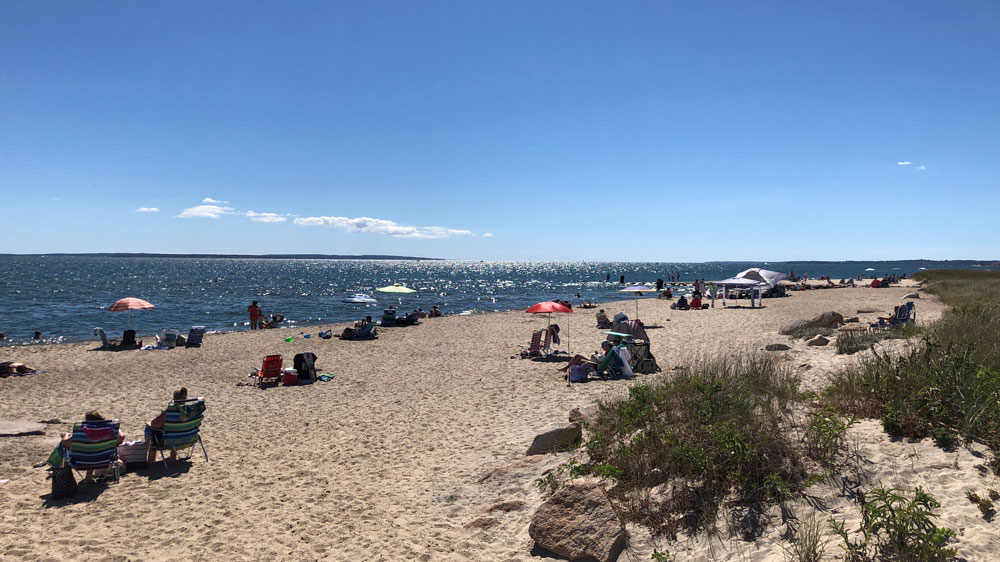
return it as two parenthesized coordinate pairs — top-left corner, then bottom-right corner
(576, 353), (838, 539)
(826, 269), (1000, 454)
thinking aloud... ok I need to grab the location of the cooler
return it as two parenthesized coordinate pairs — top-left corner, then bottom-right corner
(282, 368), (298, 386)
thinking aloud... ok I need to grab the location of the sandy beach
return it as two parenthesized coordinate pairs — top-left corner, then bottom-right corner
(2, 281), (997, 561)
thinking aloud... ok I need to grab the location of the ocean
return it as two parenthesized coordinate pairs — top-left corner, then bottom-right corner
(0, 256), (992, 345)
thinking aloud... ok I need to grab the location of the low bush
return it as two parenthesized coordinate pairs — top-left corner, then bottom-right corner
(580, 353), (810, 537)
(830, 486), (956, 562)
(835, 325), (921, 355)
(827, 270), (1000, 453)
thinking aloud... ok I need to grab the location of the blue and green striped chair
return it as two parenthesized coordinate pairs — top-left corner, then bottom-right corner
(67, 419), (121, 483)
(150, 398), (208, 469)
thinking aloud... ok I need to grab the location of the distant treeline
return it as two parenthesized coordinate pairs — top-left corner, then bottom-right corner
(0, 253), (442, 261)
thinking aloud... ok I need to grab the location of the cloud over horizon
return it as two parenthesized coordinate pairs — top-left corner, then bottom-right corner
(293, 215), (472, 239)
(202, 197), (229, 204)
(897, 161), (912, 166)
(135, 207), (159, 213)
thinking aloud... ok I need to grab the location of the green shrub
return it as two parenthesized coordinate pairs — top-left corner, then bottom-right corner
(966, 490), (996, 519)
(803, 408), (857, 465)
(835, 325), (921, 355)
(582, 353), (806, 537)
(830, 486), (956, 562)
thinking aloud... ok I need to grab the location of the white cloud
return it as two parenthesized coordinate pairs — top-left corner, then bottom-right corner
(178, 204), (236, 219)
(483, 233), (494, 237)
(918, 165), (927, 170)
(897, 161), (912, 166)
(135, 207), (160, 213)
(202, 197), (229, 204)
(293, 216), (472, 239)
(246, 211), (288, 223)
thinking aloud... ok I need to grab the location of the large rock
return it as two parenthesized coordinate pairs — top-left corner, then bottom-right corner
(527, 423), (582, 455)
(765, 343), (791, 352)
(806, 335), (830, 347)
(903, 292), (920, 299)
(529, 483), (625, 562)
(778, 311), (845, 334)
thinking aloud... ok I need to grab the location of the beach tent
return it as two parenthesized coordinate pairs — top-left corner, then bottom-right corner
(735, 268), (787, 288)
(711, 277), (768, 308)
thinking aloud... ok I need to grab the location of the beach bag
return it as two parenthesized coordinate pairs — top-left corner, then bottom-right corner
(293, 352), (317, 381)
(51, 466), (77, 499)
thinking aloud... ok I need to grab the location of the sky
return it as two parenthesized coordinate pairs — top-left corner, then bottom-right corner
(1, 1), (998, 261)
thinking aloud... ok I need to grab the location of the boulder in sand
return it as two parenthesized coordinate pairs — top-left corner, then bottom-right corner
(765, 343), (791, 352)
(779, 311), (844, 334)
(529, 482), (625, 562)
(527, 423), (582, 455)
(857, 308), (879, 314)
(903, 292), (920, 299)
(806, 335), (830, 347)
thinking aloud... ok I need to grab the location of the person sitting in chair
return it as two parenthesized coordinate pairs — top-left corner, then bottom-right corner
(56, 410), (126, 481)
(146, 388), (189, 463)
(558, 341), (613, 373)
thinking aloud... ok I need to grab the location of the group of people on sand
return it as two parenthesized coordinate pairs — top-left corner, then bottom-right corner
(50, 387), (193, 482)
(246, 301), (285, 330)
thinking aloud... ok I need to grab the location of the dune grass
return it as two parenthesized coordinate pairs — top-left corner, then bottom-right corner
(826, 269), (1000, 454)
(575, 354), (848, 539)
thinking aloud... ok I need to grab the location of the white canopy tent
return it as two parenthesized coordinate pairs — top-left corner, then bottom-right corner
(710, 277), (769, 308)
(735, 268), (787, 288)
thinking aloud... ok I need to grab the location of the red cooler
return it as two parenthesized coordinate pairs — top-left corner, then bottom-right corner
(282, 369), (298, 386)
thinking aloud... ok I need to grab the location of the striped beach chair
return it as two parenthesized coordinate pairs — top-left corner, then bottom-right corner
(149, 398), (208, 469)
(67, 419), (121, 483)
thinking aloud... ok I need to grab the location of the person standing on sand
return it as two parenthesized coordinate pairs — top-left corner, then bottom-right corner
(247, 301), (262, 331)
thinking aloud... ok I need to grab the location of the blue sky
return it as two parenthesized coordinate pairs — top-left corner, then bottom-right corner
(1, 1), (997, 261)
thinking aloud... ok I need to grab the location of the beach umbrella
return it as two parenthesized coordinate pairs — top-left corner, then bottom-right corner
(108, 297), (155, 328)
(526, 301), (573, 351)
(376, 283), (416, 294)
(618, 284), (655, 318)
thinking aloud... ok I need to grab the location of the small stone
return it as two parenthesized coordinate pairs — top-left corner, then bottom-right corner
(843, 316), (860, 323)
(806, 335), (830, 347)
(765, 343), (791, 351)
(487, 500), (525, 513)
(903, 292), (920, 299)
(464, 517), (498, 529)
(568, 405), (598, 424)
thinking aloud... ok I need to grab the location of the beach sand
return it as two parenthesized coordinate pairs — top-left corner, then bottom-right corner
(2, 281), (995, 561)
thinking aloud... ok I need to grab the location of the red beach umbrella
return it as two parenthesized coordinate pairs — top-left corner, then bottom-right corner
(525, 301), (573, 315)
(526, 301), (573, 351)
(108, 297), (156, 328)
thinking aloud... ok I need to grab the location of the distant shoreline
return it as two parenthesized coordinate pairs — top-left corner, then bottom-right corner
(0, 252), (442, 260)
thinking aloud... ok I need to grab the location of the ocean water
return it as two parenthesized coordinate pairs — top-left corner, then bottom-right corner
(0, 256), (992, 346)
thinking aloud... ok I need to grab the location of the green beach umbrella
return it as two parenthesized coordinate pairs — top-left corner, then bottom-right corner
(376, 283), (416, 294)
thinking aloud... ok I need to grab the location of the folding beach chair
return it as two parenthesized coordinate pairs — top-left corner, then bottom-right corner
(121, 329), (141, 348)
(592, 348), (621, 379)
(520, 331), (544, 359)
(93, 327), (116, 350)
(381, 309), (397, 327)
(627, 341), (661, 374)
(892, 302), (916, 327)
(148, 398), (208, 469)
(354, 322), (377, 340)
(66, 419), (121, 483)
(596, 314), (612, 329)
(185, 326), (206, 347)
(251, 354), (283, 386)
